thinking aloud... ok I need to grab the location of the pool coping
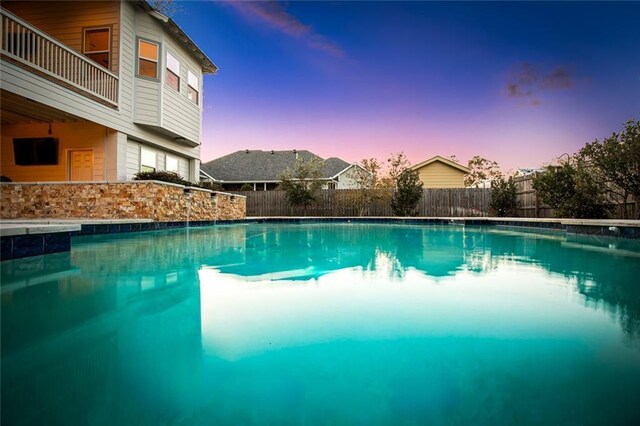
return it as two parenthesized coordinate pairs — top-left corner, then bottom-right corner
(1, 216), (639, 260)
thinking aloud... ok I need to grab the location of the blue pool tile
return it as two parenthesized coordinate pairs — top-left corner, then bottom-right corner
(618, 227), (635, 239)
(13, 235), (44, 258)
(44, 233), (71, 254)
(80, 225), (95, 235)
(1, 237), (13, 261)
(93, 224), (110, 234)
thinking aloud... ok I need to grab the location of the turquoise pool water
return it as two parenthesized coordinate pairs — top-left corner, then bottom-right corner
(2, 223), (640, 425)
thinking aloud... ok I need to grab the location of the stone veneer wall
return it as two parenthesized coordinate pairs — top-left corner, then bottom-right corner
(0, 181), (246, 221)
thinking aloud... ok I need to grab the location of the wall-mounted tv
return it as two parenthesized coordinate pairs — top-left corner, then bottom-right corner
(13, 138), (59, 165)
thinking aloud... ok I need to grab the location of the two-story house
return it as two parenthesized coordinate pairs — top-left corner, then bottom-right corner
(0, 0), (216, 183)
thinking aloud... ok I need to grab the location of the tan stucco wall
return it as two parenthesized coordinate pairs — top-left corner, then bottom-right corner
(0, 122), (112, 182)
(1, 181), (246, 221)
(414, 161), (467, 188)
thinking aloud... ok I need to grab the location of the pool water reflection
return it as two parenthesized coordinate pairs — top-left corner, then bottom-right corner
(1, 223), (640, 425)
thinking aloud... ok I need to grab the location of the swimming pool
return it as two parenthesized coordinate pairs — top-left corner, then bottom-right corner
(2, 223), (640, 424)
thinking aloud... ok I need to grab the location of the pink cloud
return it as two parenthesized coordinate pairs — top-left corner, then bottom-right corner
(506, 62), (575, 106)
(223, 1), (345, 58)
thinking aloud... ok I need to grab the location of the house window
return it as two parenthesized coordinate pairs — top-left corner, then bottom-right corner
(187, 70), (199, 104)
(166, 51), (180, 91)
(140, 146), (156, 172)
(166, 155), (179, 173)
(83, 28), (110, 69)
(138, 40), (159, 79)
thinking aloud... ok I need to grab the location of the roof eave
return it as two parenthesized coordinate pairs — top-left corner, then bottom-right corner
(411, 156), (470, 173)
(140, 1), (218, 74)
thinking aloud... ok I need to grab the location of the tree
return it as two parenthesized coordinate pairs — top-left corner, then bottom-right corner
(533, 159), (613, 218)
(465, 156), (503, 187)
(349, 158), (390, 216)
(489, 177), (518, 217)
(391, 170), (424, 216)
(578, 119), (640, 218)
(278, 157), (324, 215)
(149, 0), (179, 16)
(383, 152), (411, 189)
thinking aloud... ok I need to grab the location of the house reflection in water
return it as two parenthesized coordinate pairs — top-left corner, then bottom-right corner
(2, 223), (639, 424)
(1, 226), (247, 424)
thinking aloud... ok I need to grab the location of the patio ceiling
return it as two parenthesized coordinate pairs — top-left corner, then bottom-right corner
(0, 90), (86, 125)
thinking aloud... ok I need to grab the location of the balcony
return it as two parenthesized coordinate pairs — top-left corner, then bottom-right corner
(1, 8), (118, 107)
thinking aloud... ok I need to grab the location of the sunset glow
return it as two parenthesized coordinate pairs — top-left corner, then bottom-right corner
(172, 1), (640, 172)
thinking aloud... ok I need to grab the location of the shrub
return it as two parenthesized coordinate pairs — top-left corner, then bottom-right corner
(239, 183), (254, 191)
(199, 181), (225, 191)
(133, 170), (191, 186)
(278, 158), (324, 214)
(490, 177), (518, 217)
(533, 161), (613, 218)
(391, 170), (423, 216)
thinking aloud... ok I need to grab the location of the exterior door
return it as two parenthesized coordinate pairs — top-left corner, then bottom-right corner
(69, 150), (94, 181)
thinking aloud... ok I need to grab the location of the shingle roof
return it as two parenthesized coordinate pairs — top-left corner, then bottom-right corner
(323, 157), (351, 177)
(201, 150), (353, 182)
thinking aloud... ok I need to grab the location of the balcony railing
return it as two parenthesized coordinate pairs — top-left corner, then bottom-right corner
(1, 8), (118, 106)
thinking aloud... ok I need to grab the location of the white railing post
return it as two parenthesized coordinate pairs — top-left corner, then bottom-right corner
(1, 8), (118, 106)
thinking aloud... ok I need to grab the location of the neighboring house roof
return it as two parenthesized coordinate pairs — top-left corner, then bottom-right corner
(323, 157), (352, 178)
(515, 168), (543, 176)
(199, 168), (220, 182)
(139, 1), (218, 74)
(410, 155), (471, 173)
(202, 150), (357, 182)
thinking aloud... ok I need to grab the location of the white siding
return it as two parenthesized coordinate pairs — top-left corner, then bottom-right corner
(1, 57), (198, 158)
(336, 166), (361, 189)
(126, 139), (191, 181)
(157, 152), (166, 171)
(178, 157), (190, 180)
(126, 140), (139, 179)
(0, 1), (207, 182)
(134, 78), (161, 126)
(115, 131), (128, 180)
(160, 34), (202, 144)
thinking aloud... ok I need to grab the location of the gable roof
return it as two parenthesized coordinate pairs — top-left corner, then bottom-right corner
(410, 155), (471, 173)
(201, 150), (356, 182)
(323, 157), (352, 178)
(138, 1), (218, 74)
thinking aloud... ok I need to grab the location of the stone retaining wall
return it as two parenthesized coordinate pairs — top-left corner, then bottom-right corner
(0, 181), (246, 221)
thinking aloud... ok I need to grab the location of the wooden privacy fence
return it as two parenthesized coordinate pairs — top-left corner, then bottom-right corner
(233, 188), (492, 217)
(514, 174), (638, 219)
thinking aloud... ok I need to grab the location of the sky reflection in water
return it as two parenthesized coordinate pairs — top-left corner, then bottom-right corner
(2, 223), (640, 425)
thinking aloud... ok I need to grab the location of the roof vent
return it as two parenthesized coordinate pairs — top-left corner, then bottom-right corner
(271, 150), (274, 154)
(245, 149), (249, 154)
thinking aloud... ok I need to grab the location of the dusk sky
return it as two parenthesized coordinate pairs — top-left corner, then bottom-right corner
(173, 1), (640, 172)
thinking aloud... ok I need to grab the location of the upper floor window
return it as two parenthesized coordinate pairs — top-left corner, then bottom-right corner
(138, 40), (159, 79)
(187, 70), (199, 105)
(166, 51), (180, 91)
(84, 28), (110, 69)
(140, 146), (156, 172)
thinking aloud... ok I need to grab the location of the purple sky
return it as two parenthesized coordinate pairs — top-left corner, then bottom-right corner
(173, 1), (640, 172)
